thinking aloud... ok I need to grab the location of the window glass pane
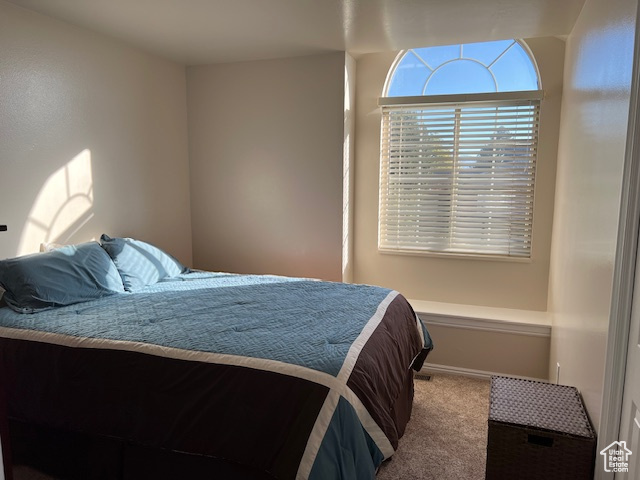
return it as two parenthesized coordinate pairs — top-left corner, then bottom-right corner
(387, 51), (430, 96)
(490, 44), (538, 91)
(385, 39), (539, 97)
(426, 60), (496, 95)
(461, 39), (515, 66)
(412, 45), (460, 69)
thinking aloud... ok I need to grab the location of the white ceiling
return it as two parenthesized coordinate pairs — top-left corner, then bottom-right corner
(8, 0), (585, 65)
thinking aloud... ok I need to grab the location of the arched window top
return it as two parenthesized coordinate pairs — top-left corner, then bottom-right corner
(385, 39), (540, 97)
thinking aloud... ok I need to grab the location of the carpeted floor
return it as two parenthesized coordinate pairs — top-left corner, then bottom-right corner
(377, 373), (491, 480)
(13, 374), (490, 480)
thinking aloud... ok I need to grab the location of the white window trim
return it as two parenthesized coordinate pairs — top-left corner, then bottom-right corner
(378, 90), (544, 107)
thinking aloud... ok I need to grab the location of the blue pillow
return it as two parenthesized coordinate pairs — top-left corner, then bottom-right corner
(99, 234), (188, 292)
(0, 242), (125, 314)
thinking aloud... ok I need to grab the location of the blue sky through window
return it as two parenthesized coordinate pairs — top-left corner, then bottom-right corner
(386, 40), (539, 97)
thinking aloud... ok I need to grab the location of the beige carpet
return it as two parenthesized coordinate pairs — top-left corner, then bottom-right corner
(14, 374), (490, 480)
(377, 373), (490, 480)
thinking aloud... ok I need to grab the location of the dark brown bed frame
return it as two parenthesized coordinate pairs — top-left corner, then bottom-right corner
(3, 344), (416, 480)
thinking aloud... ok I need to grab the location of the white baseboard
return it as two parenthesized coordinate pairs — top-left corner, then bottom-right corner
(420, 362), (549, 383)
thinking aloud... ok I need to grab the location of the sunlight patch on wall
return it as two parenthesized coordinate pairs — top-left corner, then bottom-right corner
(342, 62), (354, 282)
(18, 149), (94, 256)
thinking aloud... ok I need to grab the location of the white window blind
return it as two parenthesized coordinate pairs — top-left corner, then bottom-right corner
(379, 97), (540, 258)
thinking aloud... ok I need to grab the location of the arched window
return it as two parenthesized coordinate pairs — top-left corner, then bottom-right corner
(378, 40), (542, 258)
(386, 40), (539, 96)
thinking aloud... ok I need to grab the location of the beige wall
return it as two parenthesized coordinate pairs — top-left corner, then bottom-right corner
(548, 0), (637, 431)
(187, 53), (345, 281)
(424, 324), (550, 380)
(0, 1), (192, 264)
(352, 38), (565, 310)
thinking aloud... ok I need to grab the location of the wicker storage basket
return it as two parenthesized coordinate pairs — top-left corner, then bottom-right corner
(486, 376), (596, 480)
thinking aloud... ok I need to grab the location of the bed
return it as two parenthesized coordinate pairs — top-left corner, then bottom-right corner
(0, 238), (432, 480)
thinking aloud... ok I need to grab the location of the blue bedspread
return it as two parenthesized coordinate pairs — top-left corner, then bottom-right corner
(0, 271), (432, 479)
(0, 272), (402, 377)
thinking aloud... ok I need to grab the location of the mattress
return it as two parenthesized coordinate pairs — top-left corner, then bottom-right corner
(0, 271), (432, 479)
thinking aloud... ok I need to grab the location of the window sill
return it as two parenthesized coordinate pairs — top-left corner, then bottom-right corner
(408, 298), (551, 337)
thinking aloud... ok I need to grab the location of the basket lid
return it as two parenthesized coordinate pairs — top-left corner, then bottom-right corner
(489, 376), (595, 439)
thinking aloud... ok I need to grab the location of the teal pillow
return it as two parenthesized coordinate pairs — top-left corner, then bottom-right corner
(0, 242), (125, 314)
(99, 234), (188, 292)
